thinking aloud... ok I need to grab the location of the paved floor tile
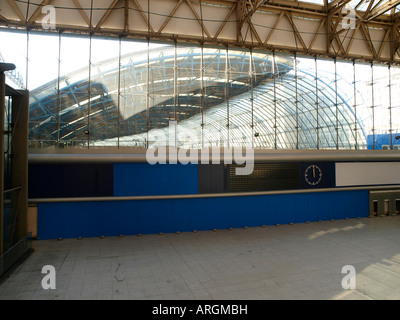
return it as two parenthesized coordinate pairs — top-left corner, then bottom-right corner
(1, 216), (400, 300)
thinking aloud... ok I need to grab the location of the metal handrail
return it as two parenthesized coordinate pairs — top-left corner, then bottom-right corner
(28, 184), (400, 204)
(3, 187), (22, 194)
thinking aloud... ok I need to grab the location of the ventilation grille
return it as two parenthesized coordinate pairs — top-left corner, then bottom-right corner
(229, 163), (300, 192)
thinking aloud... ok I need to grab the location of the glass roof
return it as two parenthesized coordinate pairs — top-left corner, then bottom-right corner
(27, 46), (366, 150)
(328, 0), (399, 14)
(114, 68), (364, 149)
(300, 0), (325, 5)
(29, 47), (294, 145)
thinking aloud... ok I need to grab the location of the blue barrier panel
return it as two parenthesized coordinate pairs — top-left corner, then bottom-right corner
(37, 190), (369, 240)
(113, 163), (199, 196)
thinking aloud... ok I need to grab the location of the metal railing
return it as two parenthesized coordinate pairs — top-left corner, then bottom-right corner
(2, 187), (22, 253)
(0, 232), (33, 281)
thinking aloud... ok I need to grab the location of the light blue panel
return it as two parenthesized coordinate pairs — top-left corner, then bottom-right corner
(37, 190), (370, 240)
(113, 163), (199, 196)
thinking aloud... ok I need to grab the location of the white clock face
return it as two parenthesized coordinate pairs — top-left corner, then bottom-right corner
(305, 165), (322, 186)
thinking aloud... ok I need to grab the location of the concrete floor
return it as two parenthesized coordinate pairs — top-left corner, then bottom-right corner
(1, 215), (400, 300)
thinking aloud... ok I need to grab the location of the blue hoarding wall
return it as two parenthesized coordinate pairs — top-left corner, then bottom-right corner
(37, 190), (369, 240)
(113, 163), (198, 196)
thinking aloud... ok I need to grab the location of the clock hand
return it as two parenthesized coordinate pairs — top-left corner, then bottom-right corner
(313, 165), (315, 178)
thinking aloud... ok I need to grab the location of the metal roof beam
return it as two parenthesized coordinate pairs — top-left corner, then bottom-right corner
(366, 0), (400, 21)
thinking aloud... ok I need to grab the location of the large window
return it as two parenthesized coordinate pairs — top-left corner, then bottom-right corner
(1, 29), (399, 151)
(59, 35), (90, 147)
(89, 37), (120, 147)
(0, 31), (27, 90)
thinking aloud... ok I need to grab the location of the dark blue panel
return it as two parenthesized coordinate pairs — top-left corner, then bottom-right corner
(113, 163), (198, 196)
(37, 190), (369, 240)
(29, 164), (113, 198)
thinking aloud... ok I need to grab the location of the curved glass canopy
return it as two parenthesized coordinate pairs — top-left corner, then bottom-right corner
(28, 45), (366, 150)
(113, 68), (365, 149)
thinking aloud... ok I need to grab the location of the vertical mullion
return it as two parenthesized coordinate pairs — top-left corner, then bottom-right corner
(146, 0), (150, 149)
(295, 53), (299, 149)
(315, 56), (319, 149)
(334, 57), (338, 149)
(201, 44), (204, 148)
(174, 41), (178, 148)
(26, 30), (29, 90)
(250, 49), (254, 149)
(273, 51), (277, 149)
(146, 38), (150, 148)
(389, 64), (393, 149)
(87, 34), (92, 149)
(226, 46), (230, 149)
(0, 70), (5, 254)
(371, 61), (375, 150)
(174, 40), (177, 123)
(353, 60), (357, 150)
(56, 32), (62, 145)
(87, 0), (93, 149)
(117, 37), (122, 149)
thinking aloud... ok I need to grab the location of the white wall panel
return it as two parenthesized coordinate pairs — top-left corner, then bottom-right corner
(336, 162), (400, 187)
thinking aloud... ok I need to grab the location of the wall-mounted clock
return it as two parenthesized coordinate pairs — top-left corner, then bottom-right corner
(304, 164), (322, 186)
